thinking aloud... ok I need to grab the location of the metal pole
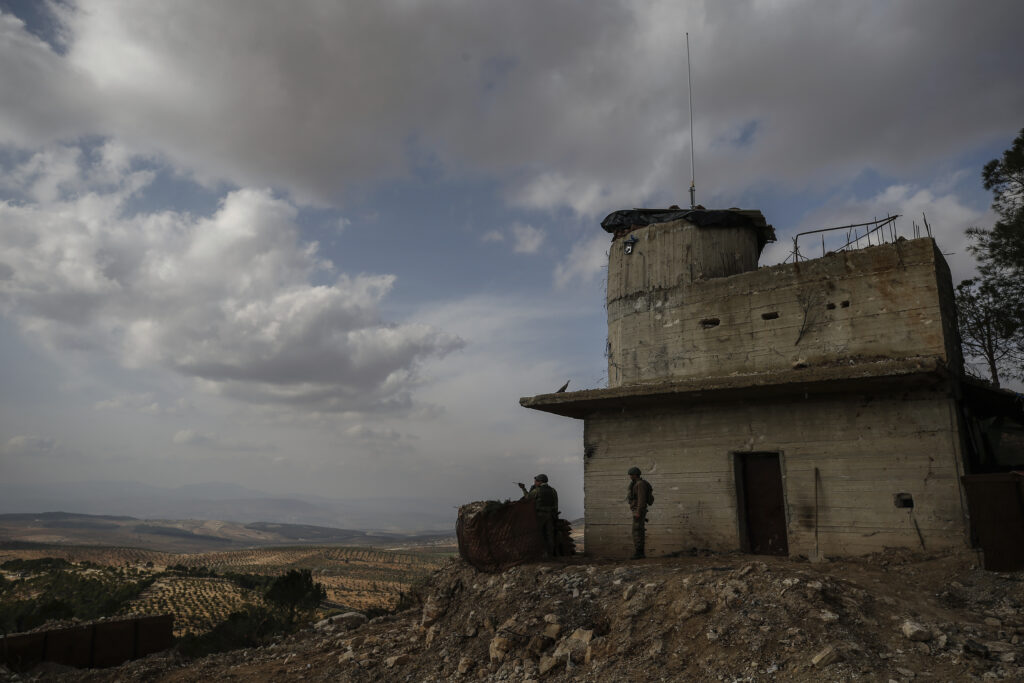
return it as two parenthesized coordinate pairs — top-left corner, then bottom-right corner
(686, 32), (696, 209)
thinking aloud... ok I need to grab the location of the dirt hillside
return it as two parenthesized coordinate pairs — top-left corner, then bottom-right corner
(11, 549), (1024, 682)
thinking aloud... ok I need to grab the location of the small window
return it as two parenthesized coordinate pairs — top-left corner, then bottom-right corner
(761, 311), (779, 320)
(894, 493), (914, 508)
(840, 300), (850, 308)
(826, 303), (836, 310)
(700, 318), (720, 329)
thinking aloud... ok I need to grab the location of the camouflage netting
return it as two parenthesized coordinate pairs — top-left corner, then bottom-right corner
(456, 499), (575, 573)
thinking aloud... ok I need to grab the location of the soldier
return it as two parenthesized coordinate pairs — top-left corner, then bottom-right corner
(518, 474), (558, 557)
(627, 467), (652, 559)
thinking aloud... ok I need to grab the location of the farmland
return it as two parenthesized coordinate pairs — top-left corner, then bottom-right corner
(127, 576), (261, 637)
(0, 543), (453, 640)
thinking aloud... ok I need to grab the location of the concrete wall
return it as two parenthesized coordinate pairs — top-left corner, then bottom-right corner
(582, 390), (968, 559)
(606, 219), (762, 295)
(607, 237), (961, 387)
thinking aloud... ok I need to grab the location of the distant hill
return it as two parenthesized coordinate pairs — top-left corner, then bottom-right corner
(0, 480), (456, 533)
(0, 512), (454, 554)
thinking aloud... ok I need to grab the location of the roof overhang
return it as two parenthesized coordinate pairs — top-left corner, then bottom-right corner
(520, 357), (954, 419)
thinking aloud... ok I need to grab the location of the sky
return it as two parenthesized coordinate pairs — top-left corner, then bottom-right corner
(1, 0), (1022, 524)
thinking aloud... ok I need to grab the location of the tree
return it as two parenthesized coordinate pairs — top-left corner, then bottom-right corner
(264, 569), (326, 623)
(968, 127), (1024, 277)
(981, 127), (1024, 224)
(958, 128), (1024, 385)
(955, 277), (1023, 387)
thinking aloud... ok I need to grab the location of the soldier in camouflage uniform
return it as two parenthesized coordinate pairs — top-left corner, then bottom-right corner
(627, 466), (651, 559)
(518, 474), (558, 557)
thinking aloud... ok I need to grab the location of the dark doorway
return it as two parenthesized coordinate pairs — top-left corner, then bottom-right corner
(735, 452), (789, 556)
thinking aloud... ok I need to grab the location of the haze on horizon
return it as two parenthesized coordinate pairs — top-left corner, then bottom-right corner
(1, 0), (1023, 527)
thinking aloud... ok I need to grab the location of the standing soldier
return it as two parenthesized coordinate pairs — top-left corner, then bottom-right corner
(518, 474), (558, 557)
(627, 467), (652, 559)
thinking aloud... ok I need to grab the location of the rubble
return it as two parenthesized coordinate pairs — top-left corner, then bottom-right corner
(17, 549), (1024, 682)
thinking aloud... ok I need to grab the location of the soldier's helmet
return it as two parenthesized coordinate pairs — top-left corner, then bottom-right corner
(627, 466), (641, 476)
(534, 473), (548, 483)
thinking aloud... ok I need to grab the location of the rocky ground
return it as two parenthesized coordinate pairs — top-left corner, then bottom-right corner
(5, 548), (1024, 682)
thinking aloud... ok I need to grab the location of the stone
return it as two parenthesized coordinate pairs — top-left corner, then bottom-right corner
(543, 613), (559, 624)
(457, 656), (474, 674)
(498, 616), (519, 632)
(683, 599), (710, 619)
(895, 666), (915, 677)
(385, 654), (411, 668)
(422, 596), (447, 626)
(985, 617), (1002, 627)
(901, 620), (932, 642)
(489, 636), (513, 662)
(718, 580), (747, 606)
(527, 635), (551, 656)
(985, 641), (1014, 653)
(811, 644), (842, 667)
(963, 639), (990, 658)
(350, 635), (365, 648)
(819, 610), (840, 623)
(330, 611), (367, 630)
(552, 628), (594, 665)
(623, 584), (638, 601)
(425, 625), (439, 646)
(568, 628), (594, 646)
(538, 654), (564, 675)
(543, 623), (561, 640)
(337, 651), (355, 664)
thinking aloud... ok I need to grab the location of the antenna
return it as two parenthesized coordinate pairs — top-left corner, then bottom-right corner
(686, 32), (696, 209)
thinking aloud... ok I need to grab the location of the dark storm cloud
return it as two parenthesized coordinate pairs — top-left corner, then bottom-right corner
(1, 1), (1019, 214)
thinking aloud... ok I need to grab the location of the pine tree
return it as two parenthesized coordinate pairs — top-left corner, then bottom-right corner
(958, 128), (1024, 385)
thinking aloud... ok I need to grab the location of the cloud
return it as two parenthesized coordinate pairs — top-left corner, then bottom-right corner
(0, 145), (463, 413)
(344, 424), (403, 443)
(759, 177), (991, 282)
(510, 224), (544, 254)
(172, 429), (270, 452)
(480, 230), (504, 244)
(1, 2), (1020, 213)
(93, 392), (190, 416)
(554, 234), (609, 289)
(1, 435), (56, 456)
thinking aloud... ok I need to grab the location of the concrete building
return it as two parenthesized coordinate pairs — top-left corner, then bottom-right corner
(521, 208), (1023, 561)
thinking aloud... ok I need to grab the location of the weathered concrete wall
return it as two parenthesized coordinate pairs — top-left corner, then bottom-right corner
(582, 390), (968, 559)
(607, 237), (960, 387)
(606, 219), (762, 296)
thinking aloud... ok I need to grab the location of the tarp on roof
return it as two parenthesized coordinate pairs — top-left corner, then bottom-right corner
(600, 208), (776, 250)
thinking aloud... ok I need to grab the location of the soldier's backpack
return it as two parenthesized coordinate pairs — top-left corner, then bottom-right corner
(645, 480), (654, 506)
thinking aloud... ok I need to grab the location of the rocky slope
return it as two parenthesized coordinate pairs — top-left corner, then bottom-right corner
(9, 549), (1024, 682)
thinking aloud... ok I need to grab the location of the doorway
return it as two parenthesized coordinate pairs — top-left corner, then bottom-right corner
(735, 452), (789, 556)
